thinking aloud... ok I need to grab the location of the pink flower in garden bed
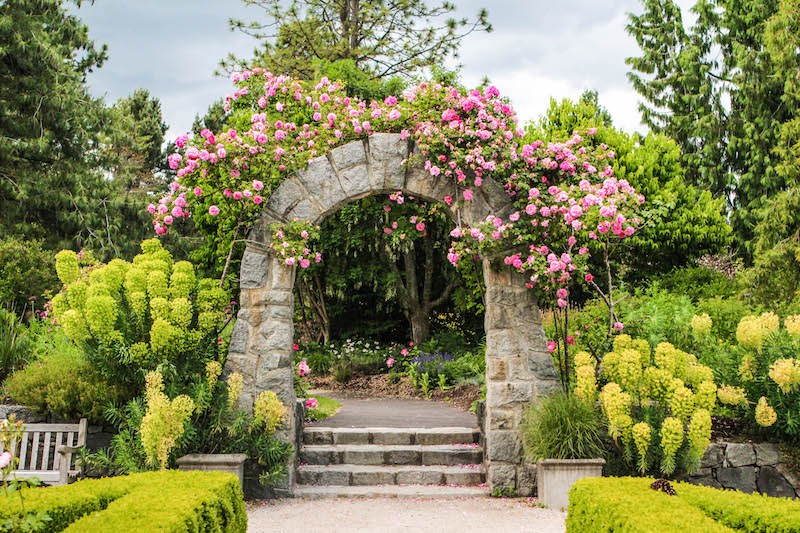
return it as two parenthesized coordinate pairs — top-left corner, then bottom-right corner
(304, 397), (319, 409)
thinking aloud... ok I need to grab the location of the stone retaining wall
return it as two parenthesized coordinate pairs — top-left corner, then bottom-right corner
(688, 441), (799, 498)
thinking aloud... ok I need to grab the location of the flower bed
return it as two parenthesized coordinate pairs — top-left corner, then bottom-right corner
(0, 470), (246, 532)
(567, 476), (800, 532)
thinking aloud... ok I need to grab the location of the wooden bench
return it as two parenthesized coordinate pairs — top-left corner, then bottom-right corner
(6, 419), (87, 485)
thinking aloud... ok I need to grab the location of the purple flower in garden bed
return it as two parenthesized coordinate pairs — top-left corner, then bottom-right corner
(410, 352), (453, 366)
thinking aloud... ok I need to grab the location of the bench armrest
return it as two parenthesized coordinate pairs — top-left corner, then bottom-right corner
(57, 445), (84, 485)
(57, 445), (83, 455)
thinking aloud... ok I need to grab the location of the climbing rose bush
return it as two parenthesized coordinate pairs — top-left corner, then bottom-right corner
(154, 73), (643, 307)
(50, 239), (232, 391)
(581, 335), (715, 477)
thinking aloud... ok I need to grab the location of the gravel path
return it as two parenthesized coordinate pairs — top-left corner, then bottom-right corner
(247, 497), (566, 533)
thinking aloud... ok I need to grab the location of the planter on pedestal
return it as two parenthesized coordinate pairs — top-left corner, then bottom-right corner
(537, 458), (605, 510)
(176, 453), (248, 489)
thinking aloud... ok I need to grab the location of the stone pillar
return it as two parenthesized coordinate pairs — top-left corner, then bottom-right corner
(483, 260), (560, 496)
(226, 245), (297, 497)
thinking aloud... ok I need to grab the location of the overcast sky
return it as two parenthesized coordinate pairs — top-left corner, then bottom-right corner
(76, 0), (694, 139)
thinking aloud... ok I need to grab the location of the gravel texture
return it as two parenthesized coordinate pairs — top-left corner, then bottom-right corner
(247, 497), (566, 533)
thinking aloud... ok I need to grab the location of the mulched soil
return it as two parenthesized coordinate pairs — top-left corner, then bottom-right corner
(307, 373), (481, 412)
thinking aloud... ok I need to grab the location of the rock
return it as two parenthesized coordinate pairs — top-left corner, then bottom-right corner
(757, 466), (796, 498)
(776, 463), (800, 495)
(239, 251), (270, 289)
(688, 475), (723, 490)
(717, 466), (757, 493)
(701, 443), (725, 468)
(725, 443), (756, 467)
(0, 405), (44, 423)
(754, 443), (781, 466)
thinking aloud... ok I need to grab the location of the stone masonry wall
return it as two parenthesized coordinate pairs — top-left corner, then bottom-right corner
(688, 441), (799, 498)
(483, 262), (561, 496)
(228, 134), (560, 496)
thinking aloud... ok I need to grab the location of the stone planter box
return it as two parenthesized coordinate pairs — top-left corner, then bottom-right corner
(176, 454), (248, 489)
(537, 459), (605, 510)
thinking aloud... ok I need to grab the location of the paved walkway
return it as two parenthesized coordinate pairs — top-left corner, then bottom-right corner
(308, 392), (477, 428)
(247, 497), (566, 532)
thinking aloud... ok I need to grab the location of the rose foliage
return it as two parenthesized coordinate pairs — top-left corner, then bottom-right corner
(154, 71), (644, 319)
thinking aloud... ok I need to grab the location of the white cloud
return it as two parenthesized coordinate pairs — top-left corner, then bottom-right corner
(78, 0), (659, 138)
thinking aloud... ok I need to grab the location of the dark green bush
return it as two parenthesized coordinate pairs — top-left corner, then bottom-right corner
(567, 477), (800, 532)
(521, 393), (607, 460)
(0, 237), (58, 313)
(0, 309), (30, 382)
(0, 470), (246, 532)
(657, 266), (740, 301)
(696, 296), (754, 342)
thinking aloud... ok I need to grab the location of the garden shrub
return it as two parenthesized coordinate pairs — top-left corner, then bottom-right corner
(0, 309), (29, 382)
(50, 239), (232, 395)
(582, 335), (716, 477)
(0, 237), (58, 313)
(3, 344), (121, 423)
(567, 477), (800, 533)
(520, 393), (607, 460)
(0, 470), (246, 532)
(695, 297), (754, 343)
(657, 266), (740, 302)
(711, 313), (800, 442)
(618, 288), (696, 349)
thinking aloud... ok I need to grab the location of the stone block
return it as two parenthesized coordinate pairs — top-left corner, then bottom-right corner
(372, 431), (412, 445)
(295, 156), (347, 213)
(487, 463), (517, 491)
(239, 250), (270, 289)
(330, 141), (368, 170)
(688, 475), (723, 490)
(285, 198), (322, 222)
(228, 320), (250, 354)
(717, 466), (757, 493)
(336, 165), (372, 200)
(303, 430), (333, 445)
(726, 443), (756, 467)
(257, 320), (293, 351)
(225, 353), (256, 389)
(701, 443), (725, 468)
(342, 449), (385, 465)
(754, 443), (781, 466)
(486, 357), (508, 381)
(404, 165), (454, 203)
(300, 448), (338, 465)
(368, 133), (408, 190)
(267, 177), (304, 217)
(776, 463), (800, 494)
(333, 431), (372, 445)
(444, 469), (484, 486)
(517, 463), (536, 497)
(757, 466), (797, 498)
(270, 257), (295, 290)
(351, 470), (395, 486)
(487, 430), (522, 463)
(487, 408), (515, 430)
(398, 469), (445, 485)
(385, 449), (421, 465)
(254, 367), (294, 405)
(487, 382), (533, 408)
(529, 353), (559, 380)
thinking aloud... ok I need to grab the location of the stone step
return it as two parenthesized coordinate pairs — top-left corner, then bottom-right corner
(294, 484), (489, 499)
(297, 464), (485, 486)
(302, 426), (480, 446)
(299, 444), (483, 466)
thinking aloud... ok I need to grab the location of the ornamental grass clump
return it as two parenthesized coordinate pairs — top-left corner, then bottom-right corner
(520, 393), (607, 461)
(587, 335), (716, 477)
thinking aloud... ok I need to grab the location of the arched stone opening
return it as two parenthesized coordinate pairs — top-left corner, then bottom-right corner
(226, 133), (560, 496)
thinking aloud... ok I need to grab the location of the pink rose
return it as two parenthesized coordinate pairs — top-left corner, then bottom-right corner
(305, 398), (319, 409)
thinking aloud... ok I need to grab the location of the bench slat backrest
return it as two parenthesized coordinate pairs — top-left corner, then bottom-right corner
(7, 419), (87, 475)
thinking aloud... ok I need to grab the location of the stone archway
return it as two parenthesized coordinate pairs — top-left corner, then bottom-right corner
(226, 133), (560, 496)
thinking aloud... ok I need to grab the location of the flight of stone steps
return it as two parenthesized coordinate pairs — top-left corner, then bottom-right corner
(295, 426), (487, 498)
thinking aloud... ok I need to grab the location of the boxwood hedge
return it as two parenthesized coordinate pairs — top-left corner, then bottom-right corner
(0, 470), (246, 532)
(567, 477), (800, 533)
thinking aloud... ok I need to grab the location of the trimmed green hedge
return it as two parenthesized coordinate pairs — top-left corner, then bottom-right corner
(567, 477), (800, 533)
(0, 470), (246, 532)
